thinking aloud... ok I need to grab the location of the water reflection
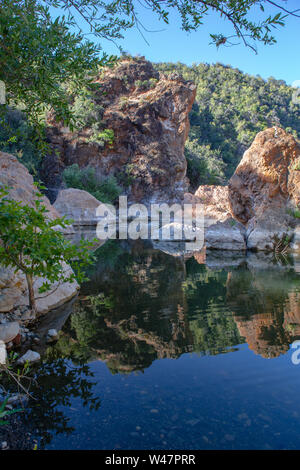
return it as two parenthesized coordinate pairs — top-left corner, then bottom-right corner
(5, 241), (300, 449)
(50, 241), (300, 371)
(227, 264), (300, 358)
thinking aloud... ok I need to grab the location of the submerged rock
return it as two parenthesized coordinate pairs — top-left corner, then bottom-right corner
(17, 350), (41, 365)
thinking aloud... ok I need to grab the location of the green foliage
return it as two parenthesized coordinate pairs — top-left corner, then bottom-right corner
(135, 78), (158, 90)
(185, 139), (225, 188)
(0, 396), (22, 426)
(92, 128), (115, 146)
(0, 0), (299, 182)
(0, 0), (112, 135)
(292, 160), (300, 171)
(1, 0), (296, 139)
(288, 207), (300, 219)
(116, 163), (136, 188)
(156, 62), (300, 179)
(0, 186), (95, 311)
(71, 89), (104, 130)
(62, 164), (122, 204)
(294, 209), (300, 219)
(0, 107), (41, 175)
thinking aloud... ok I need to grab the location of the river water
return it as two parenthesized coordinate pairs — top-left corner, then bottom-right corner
(15, 240), (300, 449)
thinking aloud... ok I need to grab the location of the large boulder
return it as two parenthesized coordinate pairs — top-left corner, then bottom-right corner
(54, 188), (103, 226)
(41, 57), (196, 205)
(0, 322), (20, 344)
(0, 152), (79, 316)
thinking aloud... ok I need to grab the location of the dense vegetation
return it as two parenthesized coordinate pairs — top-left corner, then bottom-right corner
(63, 164), (122, 204)
(156, 62), (300, 186)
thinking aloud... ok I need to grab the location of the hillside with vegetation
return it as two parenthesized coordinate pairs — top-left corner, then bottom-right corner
(2, 59), (300, 194)
(155, 62), (300, 188)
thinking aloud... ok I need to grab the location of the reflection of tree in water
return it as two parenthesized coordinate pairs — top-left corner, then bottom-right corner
(6, 244), (300, 448)
(58, 244), (191, 373)
(47, 242), (300, 381)
(5, 357), (101, 449)
(183, 257), (243, 355)
(52, 243), (244, 372)
(226, 265), (300, 358)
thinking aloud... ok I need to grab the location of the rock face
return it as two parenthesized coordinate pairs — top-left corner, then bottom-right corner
(0, 152), (79, 315)
(54, 188), (103, 225)
(195, 128), (300, 252)
(42, 57), (196, 205)
(229, 127), (300, 251)
(0, 151), (60, 219)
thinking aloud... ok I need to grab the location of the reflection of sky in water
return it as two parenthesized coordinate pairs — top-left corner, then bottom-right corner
(47, 346), (300, 450)
(27, 242), (300, 449)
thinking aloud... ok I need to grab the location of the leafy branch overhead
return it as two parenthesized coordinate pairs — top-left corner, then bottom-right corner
(1, 1), (299, 130)
(43, 0), (299, 53)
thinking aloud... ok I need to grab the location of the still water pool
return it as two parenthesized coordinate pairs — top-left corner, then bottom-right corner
(21, 241), (300, 449)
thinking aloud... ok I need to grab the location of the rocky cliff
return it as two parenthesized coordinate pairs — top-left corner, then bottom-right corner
(229, 127), (300, 251)
(42, 57), (196, 205)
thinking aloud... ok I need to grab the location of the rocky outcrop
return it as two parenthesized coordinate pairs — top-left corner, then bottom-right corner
(42, 57), (196, 205)
(0, 152), (79, 317)
(229, 127), (300, 251)
(195, 128), (300, 252)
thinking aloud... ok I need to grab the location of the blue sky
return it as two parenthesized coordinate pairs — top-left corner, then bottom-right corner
(98, 0), (300, 85)
(53, 1), (300, 85)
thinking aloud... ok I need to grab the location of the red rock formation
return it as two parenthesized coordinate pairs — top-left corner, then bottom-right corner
(229, 127), (300, 224)
(42, 57), (196, 205)
(228, 128), (300, 251)
(0, 151), (60, 220)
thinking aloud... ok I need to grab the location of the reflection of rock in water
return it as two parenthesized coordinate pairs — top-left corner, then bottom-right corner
(226, 265), (300, 358)
(235, 313), (290, 358)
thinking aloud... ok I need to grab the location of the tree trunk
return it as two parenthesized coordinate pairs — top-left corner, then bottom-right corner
(26, 273), (36, 314)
